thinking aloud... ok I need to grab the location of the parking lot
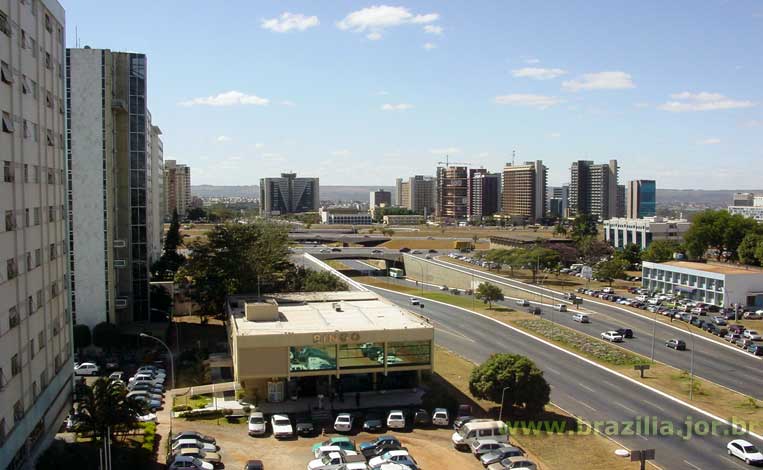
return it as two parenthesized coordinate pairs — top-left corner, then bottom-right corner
(172, 419), (488, 469)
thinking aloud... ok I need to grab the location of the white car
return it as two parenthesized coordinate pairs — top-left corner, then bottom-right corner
(515, 299), (530, 307)
(432, 408), (450, 426)
(171, 438), (217, 453)
(127, 390), (163, 402)
(368, 450), (418, 469)
(168, 455), (214, 470)
(600, 331), (624, 342)
(74, 362), (100, 376)
(554, 304), (567, 312)
(572, 313), (590, 323)
(271, 414), (293, 439)
(334, 413), (353, 433)
(743, 330), (762, 341)
(386, 410), (406, 429)
(727, 439), (763, 465)
(136, 412), (157, 423)
(410, 297), (419, 305)
(307, 451), (358, 470)
(248, 411), (266, 436)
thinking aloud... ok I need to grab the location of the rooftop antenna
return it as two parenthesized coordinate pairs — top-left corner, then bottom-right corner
(512, 149), (516, 166)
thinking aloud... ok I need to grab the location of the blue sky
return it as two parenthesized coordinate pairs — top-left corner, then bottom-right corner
(63, 1), (762, 189)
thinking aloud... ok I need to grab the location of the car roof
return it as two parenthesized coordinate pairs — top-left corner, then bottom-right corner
(433, 407), (448, 412)
(731, 439), (754, 446)
(386, 450), (409, 456)
(474, 438), (499, 444)
(250, 411), (264, 417)
(272, 414), (289, 419)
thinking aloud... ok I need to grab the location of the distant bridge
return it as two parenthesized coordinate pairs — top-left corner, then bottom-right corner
(288, 232), (390, 247)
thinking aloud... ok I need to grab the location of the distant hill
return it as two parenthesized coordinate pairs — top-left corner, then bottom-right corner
(657, 189), (763, 208)
(192, 185), (395, 201)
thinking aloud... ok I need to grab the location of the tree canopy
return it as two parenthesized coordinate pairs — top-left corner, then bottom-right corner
(76, 377), (146, 439)
(92, 322), (120, 352)
(73, 324), (92, 351)
(475, 282), (504, 309)
(151, 210), (186, 281)
(683, 210), (759, 260)
(640, 239), (683, 263)
(594, 258), (628, 286)
(571, 213), (598, 240)
(469, 353), (550, 415)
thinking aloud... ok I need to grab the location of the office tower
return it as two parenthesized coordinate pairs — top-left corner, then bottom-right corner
(149, 119), (163, 261)
(260, 173), (319, 216)
(436, 165), (468, 221)
(1, 1), (73, 468)
(616, 184), (626, 217)
(397, 175), (436, 216)
(627, 179), (657, 218)
(467, 169), (500, 221)
(569, 159), (619, 220)
(164, 159), (190, 219)
(394, 178), (403, 206)
(369, 189), (391, 208)
(67, 48), (162, 326)
(549, 185), (569, 219)
(733, 192), (755, 207)
(501, 160), (548, 223)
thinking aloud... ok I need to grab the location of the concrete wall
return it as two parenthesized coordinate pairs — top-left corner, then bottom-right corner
(403, 255), (522, 299)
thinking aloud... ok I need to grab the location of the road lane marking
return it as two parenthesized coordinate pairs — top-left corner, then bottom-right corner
(636, 433), (648, 441)
(723, 456), (752, 469)
(545, 367), (561, 375)
(577, 382), (596, 393)
(568, 396), (597, 412)
(434, 323), (476, 343)
(614, 402), (638, 414)
(642, 400), (666, 412)
(683, 460), (702, 470)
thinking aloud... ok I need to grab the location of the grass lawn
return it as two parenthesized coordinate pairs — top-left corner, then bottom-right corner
(325, 259), (354, 270)
(174, 393), (213, 409)
(433, 347), (637, 470)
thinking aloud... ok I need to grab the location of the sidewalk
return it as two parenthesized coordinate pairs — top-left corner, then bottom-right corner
(154, 389), (174, 466)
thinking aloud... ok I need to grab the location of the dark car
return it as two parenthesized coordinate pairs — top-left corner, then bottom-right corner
(295, 415), (315, 436)
(172, 431), (216, 445)
(690, 317), (705, 328)
(413, 409), (431, 427)
(528, 306), (542, 315)
(666, 339), (687, 350)
(331, 247), (342, 252)
(244, 460), (264, 470)
(359, 435), (402, 458)
(362, 412), (385, 432)
(453, 415), (477, 431)
(615, 328), (633, 339)
(399, 247), (411, 253)
(428, 249), (438, 253)
(748, 344), (763, 356)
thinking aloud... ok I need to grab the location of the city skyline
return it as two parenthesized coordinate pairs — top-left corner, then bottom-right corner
(64, 1), (762, 189)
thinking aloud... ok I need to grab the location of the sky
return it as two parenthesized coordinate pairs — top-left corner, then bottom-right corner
(63, 1), (763, 189)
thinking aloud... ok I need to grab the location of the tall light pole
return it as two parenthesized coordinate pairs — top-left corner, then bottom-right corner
(680, 321), (696, 400)
(649, 290), (658, 363)
(139, 333), (175, 433)
(498, 386), (510, 422)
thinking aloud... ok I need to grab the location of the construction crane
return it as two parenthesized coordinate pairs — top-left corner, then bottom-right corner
(437, 155), (472, 167)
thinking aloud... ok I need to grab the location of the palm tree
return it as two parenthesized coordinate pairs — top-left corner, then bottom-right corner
(76, 378), (146, 441)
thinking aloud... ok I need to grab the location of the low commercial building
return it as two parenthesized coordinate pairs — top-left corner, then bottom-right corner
(603, 217), (691, 249)
(642, 261), (763, 308)
(227, 292), (434, 402)
(319, 208), (372, 225)
(728, 205), (763, 222)
(383, 214), (424, 225)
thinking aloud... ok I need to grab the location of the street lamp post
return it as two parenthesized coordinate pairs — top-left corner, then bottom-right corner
(680, 321), (697, 400)
(498, 386), (510, 422)
(649, 290), (657, 363)
(139, 333), (175, 433)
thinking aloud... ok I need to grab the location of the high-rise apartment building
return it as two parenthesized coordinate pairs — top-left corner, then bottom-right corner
(396, 175), (436, 216)
(369, 189), (391, 208)
(1, 1), (74, 468)
(164, 159), (190, 220)
(436, 165), (468, 221)
(616, 184), (626, 218)
(467, 169), (500, 221)
(569, 159), (619, 220)
(626, 179), (656, 219)
(260, 173), (319, 216)
(548, 185), (569, 219)
(67, 48), (163, 327)
(501, 161), (547, 223)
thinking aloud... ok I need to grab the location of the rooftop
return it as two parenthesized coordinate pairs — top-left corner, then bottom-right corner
(661, 261), (763, 275)
(229, 291), (432, 336)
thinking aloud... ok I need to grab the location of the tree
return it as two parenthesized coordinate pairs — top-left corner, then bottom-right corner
(683, 209), (759, 260)
(73, 324), (92, 351)
(76, 377), (146, 440)
(618, 244), (642, 270)
(641, 239), (683, 263)
(150, 285), (172, 320)
(283, 266), (349, 292)
(151, 210), (186, 281)
(186, 207), (207, 221)
(469, 353), (550, 415)
(553, 223), (568, 236)
(738, 233), (763, 266)
(594, 258), (628, 286)
(523, 247), (561, 283)
(92, 322), (120, 352)
(577, 236), (613, 266)
(545, 243), (579, 266)
(571, 213), (598, 241)
(475, 282), (504, 309)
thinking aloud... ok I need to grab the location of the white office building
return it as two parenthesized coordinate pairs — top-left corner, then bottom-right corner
(319, 208), (372, 225)
(729, 204), (763, 222)
(603, 217), (691, 249)
(642, 261), (763, 308)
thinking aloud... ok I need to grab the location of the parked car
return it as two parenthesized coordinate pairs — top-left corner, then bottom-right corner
(712, 316), (728, 326)
(386, 410), (406, 429)
(615, 328), (634, 339)
(307, 451), (361, 470)
(515, 299), (530, 307)
(471, 439), (507, 458)
(127, 390), (163, 403)
(748, 344), (763, 356)
(168, 455), (214, 470)
(131, 394), (162, 411)
(725, 332), (742, 342)
(736, 338), (755, 349)
(488, 456), (537, 470)
(74, 362), (100, 376)
(409, 297), (419, 305)
(243, 461), (264, 470)
(368, 450), (418, 470)
(171, 448), (222, 468)
(271, 414), (293, 439)
(665, 339), (686, 351)
(172, 432), (216, 445)
(171, 439), (218, 454)
(362, 412), (385, 432)
(743, 330), (762, 340)
(431, 408), (449, 426)
(360, 435), (402, 458)
(312, 437), (356, 456)
(600, 331), (624, 342)
(572, 313), (589, 323)
(334, 413), (354, 433)
(413, 409), (430, 427)
(727, 439), (763, 465)
(554, 304), (567, 312)
(296, 415), (315, 436)
(248, 412), (267, 436)
(479, 446), (524, 466)
(745, 312), (763, 320)
(729, 324), (746, 334)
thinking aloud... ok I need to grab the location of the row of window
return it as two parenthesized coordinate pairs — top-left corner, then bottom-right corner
(3, 160), (65, 184)
(2, 112), (63, 149)
(4, 204), (66, 232)
(1, 62), (65, 111)
(4, 241), (66, 281)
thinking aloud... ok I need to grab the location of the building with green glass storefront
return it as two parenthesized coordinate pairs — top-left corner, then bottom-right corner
(227, 291), (434, 403)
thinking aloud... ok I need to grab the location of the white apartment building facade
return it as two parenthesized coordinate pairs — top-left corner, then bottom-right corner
(728, 196), (763, 222)
(1, 1), (74, 468)
(319, 207), (372, 225)
(164, 159), (190, 220)
(604, 217), (691, 249)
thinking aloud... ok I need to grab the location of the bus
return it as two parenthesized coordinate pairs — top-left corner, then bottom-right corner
(389, 267), (405, 279)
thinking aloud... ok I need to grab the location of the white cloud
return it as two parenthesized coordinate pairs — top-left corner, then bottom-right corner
(227, 155), (243, 161)
(658, 92), (755, 112)
(429, 147), (461, 155)
(337, 5), (439, 39)
(280, 100), (296, 107)
(424, 24), (443, 35)
(698, 138), (721, 145)
(423, 42), (437, 50)
(512, 67), (567, 80)
(381, 103), (413, 111)
(494, 94), (563, 110)
(261, 12), (319, 33)
(216, 135), (231, 142)
(562, 71), (635, 92)
(331, 149), (351, 156)
(179, 90), (269, 107)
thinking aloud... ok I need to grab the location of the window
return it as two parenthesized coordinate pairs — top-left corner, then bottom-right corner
(46, 129), (54, 146)
(23, 119), (29, 139)
(11, 354), (20, 376)
(7, 258), (17, 280)
(5, 210), (14, 231)
(46, 91), (53, 108)
(49, 242), (56, 259)
(31, 79), (38, 98)
(0, 418), (5, 446)
(13, 400), (23, 424)
(31, 0), (37, 16)
(3, 161), (13, 182)
(29, 340), (35, 360)
(386, 340), (432, 367)
(21, 29), (27, 49)
(21, 75), (29, 94)
(289, 345), (337, 372)
(26, 252), (32, 271)
(1, 61), (12, 84)
(48, 206), (55, 222)
(47, 168), (54, 184)
(38, 331), (45, 350)
(34, 248), (40, 267)
(58, 98), (64, 114)
(24, 208), (29, 227)
(9, 306), (19, 329)
(44, 13), (52, 32)
(31, 380), (37, 399)
(0, 10), (10, 37)
(27, 295), (33, 313)
(33, 207), (40, 225)
(36, 289), (43, 308)
(33, 123), (39, 142)
(2, 112), (14, 133)
(45, 52), (52, 69)
(51, 281), (59, 298)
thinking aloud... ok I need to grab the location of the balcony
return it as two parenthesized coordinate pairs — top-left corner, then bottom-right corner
(111, 99), (128, 113)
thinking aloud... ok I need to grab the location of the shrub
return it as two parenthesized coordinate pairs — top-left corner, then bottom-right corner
(172, 405), (192, 412)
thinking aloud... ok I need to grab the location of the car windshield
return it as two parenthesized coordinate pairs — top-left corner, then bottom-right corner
(250, 417), (263, 424)
(744, 445), (759, 453)
(338, 416), (350, 422)
(390, 414), (402, 419)
(275, 419), (290, 426)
